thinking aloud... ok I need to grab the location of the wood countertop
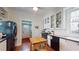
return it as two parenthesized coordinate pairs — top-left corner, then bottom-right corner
(30, 37), (47, 44)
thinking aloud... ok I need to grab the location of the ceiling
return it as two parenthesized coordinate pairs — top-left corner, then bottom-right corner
(8, 7), (63, 16)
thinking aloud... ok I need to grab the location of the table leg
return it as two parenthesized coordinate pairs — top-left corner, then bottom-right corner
(30, 42), (32, 51)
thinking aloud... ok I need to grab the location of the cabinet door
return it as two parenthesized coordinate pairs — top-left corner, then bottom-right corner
(60, 38), (66, 51)
(51, 15), (55, 28)
(43, 16), (51, 29)
(47, 35), (52, 47)
(0, 40), (6, 51)
(60, 38), (79, 51)
(60, 38), (72, 51)
(67, 41), (79, 51)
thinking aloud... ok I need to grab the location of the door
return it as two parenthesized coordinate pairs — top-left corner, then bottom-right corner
(22, 21), (32, 39)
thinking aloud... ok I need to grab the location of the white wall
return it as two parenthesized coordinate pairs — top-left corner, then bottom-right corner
(4, 8), (43, 46)
(14, 10), (43, 37)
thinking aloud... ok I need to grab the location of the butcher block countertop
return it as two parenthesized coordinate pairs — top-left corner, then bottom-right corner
(30, 37), (47, 44)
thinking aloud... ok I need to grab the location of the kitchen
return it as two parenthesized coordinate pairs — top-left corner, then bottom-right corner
(42, 7), (79, 51)
(0, 7), (79, 51)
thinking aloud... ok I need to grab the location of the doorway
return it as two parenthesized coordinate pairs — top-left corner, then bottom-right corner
(22, 20), (32, 42)
(21, 20), (32, 51)
(22, 20), (32, 39)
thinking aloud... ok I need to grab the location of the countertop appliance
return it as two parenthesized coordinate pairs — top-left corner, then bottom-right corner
(0, 21), (17, 51)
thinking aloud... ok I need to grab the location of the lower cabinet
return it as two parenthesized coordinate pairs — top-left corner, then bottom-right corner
(60, 38), (79, 51)
(0, 40), (6, 51)
(47, 35), (52, 47)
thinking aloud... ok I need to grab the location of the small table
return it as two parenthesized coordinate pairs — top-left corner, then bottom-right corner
(30, 37), (47, 51)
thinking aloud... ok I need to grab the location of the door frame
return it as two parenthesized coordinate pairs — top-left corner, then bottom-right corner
(21, 20), (32, 39)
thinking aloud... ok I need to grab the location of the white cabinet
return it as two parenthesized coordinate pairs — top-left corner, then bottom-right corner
(43, 16), (51, 29)
(60, 38), (79, 51)
(43, 15), (55, 29)
(0, 40), (6, 51)
(0, 7), (7, 18)
(47, 35), (52, 47)
(43, 8), (64, 29)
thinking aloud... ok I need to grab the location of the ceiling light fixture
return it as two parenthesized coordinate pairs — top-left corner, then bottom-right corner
(33, 7), (38, 11)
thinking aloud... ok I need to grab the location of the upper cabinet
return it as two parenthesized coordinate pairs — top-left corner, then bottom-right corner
(55, 8), (65, 29)
(43, 16), (51, 29)
(0, 7), (8, 18)
(51, 15), (55, 28)
(55, 10), (63, 29)
(43, 8), (64, 29)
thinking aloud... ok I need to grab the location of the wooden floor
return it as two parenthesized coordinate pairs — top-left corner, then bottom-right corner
(16, 38), (54, 51)
(16, 38), (30, 51)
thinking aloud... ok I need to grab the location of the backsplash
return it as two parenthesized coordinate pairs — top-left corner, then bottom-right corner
(44, 28), (79, 38)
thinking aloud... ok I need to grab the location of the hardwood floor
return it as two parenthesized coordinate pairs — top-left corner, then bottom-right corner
(16, 38), (30, 51)
(16, 38), (54, 51)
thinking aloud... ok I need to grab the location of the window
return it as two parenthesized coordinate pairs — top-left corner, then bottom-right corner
(70, 9), (79, 33)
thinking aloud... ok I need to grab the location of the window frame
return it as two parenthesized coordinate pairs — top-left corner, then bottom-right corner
(65, 7), (79, 35)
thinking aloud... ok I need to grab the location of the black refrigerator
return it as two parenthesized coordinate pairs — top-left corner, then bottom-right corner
(0, 21), (17, 51)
